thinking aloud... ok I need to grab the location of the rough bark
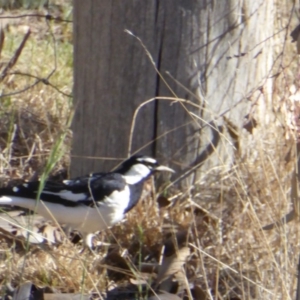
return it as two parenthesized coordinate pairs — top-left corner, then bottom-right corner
(72, 0), (274, 186)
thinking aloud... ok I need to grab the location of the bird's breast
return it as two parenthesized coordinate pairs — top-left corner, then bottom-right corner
(95, 185), (130, 222)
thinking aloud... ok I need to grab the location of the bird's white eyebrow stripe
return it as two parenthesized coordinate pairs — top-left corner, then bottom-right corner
(136, 157), (157, 164)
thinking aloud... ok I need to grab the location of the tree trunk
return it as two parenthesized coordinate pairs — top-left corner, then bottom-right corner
(72, 0), (274, 186)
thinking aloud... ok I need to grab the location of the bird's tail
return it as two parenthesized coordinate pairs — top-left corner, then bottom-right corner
(0, 196), (14, 203)
(0, 195), (41, 212)
(0, 185), (37, 206)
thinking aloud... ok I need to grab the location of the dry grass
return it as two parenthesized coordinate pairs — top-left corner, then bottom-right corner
(0, 2), (300, 300)
(0, 2), (73, 185)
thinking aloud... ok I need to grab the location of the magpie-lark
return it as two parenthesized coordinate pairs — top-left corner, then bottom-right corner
(0, 155), (174, 247)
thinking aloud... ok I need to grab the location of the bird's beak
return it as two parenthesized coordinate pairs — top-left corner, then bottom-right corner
(155, 165), (175, 173)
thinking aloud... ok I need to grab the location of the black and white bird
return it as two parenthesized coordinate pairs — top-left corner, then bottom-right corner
(0, 155), (174, 247)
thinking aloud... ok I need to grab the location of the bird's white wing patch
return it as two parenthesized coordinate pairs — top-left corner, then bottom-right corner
(62, 180), (72, 185)
(42, 190), (86, 202)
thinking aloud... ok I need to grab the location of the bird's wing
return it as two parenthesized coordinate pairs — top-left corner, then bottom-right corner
(63, 171), (106, 186)
(0, 173), (127, 207)
(82, 173), (127, 205)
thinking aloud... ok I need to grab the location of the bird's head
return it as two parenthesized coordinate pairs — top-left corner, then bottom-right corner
(118, 155), (174, 184)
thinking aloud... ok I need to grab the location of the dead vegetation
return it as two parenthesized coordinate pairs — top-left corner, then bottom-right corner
(0, 2), (300, 300)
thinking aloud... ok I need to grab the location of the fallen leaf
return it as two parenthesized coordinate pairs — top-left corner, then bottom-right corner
(148, 292), (182, 300)
(191, 284), (207, 300)
(12, 282), (43, 300)
(157, 195), (172, 208)
(163, 230), (189, 257)
(156, 247), (190, 287)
